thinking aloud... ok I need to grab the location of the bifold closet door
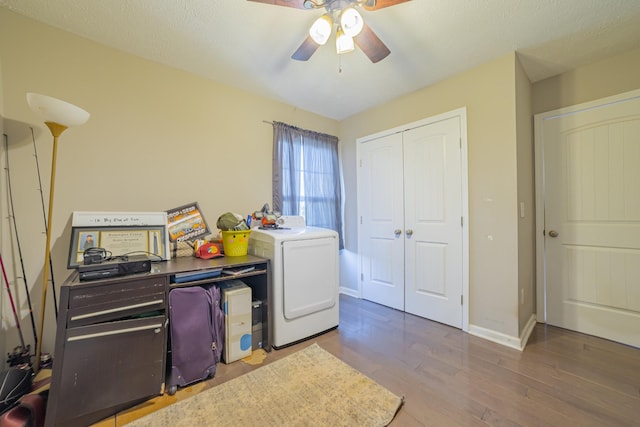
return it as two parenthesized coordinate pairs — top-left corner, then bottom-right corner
(403, 117), (463, 328)
(359, 132), (405, 310)
(359, 116), (463, 329)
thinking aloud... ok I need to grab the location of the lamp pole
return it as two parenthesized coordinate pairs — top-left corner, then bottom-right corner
(33, 121), (67, 372)
(27, 92), (89, 372)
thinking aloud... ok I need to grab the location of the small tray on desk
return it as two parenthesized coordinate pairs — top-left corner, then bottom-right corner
(221, 266), (256, 276)
(171, 268), (222, 283)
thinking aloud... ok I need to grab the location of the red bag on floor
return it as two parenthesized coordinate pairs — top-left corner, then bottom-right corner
(0, 394), (45, 427)
(0, 368), (32, 415)
(0, 368), (50, 427)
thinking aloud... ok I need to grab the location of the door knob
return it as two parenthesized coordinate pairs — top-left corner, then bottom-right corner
(406, 229), (414, 237)
(394, 229), (402, 236)
(548, 230), (559, 238)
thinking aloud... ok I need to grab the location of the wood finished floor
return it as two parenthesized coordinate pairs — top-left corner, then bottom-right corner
(96, 294), (640, 426)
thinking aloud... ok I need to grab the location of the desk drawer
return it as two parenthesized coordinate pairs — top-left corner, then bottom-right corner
(67, 276), (166, 310)
(66, 276), (166, 328)
(56, 316), (166, 425)
(67, 293), (165, 328)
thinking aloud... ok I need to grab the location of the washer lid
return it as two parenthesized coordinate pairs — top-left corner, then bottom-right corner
(250, 225), (337, 243)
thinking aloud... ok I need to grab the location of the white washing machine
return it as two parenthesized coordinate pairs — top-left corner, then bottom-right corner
(248, 216), (339, 348)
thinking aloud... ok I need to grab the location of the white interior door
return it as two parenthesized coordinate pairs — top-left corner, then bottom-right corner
(358, 133), (405, 310)
(404, 117), (463, 328)
(538, 91), (640, 348)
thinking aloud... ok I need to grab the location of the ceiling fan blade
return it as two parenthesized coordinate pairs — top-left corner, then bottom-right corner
(364, 0), (411, 11)
(291, 35), (321, 61)
(354, 23), (390, 63)
(246, 0), (308, 9)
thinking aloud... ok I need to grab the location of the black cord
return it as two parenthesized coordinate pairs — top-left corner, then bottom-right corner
(108, 251), (164, 262)
(83, 248), (163, 264)
(82, 247), (110, 265)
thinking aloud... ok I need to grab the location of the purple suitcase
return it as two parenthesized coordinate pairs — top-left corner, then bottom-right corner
(167, 284), (224, 395)
(206, 283), (225, 364)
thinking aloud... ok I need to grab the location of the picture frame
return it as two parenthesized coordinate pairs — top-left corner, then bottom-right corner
(166, 202), (211, 243)
(68, 226), (168, 268)
(67, 211), (171, 269)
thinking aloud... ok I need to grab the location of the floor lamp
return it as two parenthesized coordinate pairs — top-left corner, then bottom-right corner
(26, 93), (90, 371)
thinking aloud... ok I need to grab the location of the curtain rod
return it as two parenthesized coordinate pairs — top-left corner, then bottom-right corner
(262, 121), (339, 142)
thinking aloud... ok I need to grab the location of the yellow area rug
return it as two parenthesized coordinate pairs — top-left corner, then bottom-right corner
(125, 343), (403, 427)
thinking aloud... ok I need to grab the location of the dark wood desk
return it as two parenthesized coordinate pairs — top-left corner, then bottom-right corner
(45, 255), (270, 427)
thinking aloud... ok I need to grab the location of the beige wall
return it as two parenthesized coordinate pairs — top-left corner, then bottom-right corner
(530, 47), (640, 332)
(515, 55), (535, 333)
(0, 54), (6, 361)
(533, 47), (640, 115)
(0, 8), (338, 354)
(341, 53), (522, 338)
(342, 47), (640, 343)
(4, 7), (640, 357)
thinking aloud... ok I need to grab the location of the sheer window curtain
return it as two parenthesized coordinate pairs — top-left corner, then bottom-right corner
(272, 121), (344, 249)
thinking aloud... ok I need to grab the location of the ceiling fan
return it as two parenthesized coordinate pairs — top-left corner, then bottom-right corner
(247, 0), (410, 63)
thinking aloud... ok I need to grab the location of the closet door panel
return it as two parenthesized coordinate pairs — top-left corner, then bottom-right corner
(404, 117), (463, 328)
(358, 133), (405, 310)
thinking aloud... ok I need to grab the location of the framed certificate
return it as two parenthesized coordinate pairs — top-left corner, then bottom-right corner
(68, 211), (170, 268)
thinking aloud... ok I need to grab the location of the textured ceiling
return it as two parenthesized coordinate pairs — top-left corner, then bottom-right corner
(2, 0), (640, 120)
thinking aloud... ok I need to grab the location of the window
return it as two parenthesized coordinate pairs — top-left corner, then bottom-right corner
(272, 121), (344, 249)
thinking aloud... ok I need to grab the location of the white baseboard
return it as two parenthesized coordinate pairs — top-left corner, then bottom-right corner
(468, 314), (537, 351)
(338, 290), (538, 352)
(519, 314), (537, 350)
(339, 287), (359, 298)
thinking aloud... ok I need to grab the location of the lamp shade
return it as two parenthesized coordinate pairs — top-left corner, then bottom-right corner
(26, 93), (90, 127)
(340, 8), (364, 37)
(309, 14), (333, 45)
(336, 28), (355, 54)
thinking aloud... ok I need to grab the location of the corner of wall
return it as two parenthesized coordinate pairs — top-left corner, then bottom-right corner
(469, 313), (536, 351)
(0, 52), (7, 362)
(339, 287), (359, 298)
(514, 50), (537, 336)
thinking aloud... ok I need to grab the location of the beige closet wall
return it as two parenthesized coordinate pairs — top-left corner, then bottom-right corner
(342, 47), (640, 342)
(0, 8), (338, 355)
(341, 53), (522, 338)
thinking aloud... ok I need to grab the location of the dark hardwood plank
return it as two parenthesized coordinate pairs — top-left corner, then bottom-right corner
(96, 295), (640, 427)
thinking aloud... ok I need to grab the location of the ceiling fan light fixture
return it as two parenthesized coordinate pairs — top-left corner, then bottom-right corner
(340, 7), (364, 37)
(309, 14), (333, 45)
(336, 28), (355, 54)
